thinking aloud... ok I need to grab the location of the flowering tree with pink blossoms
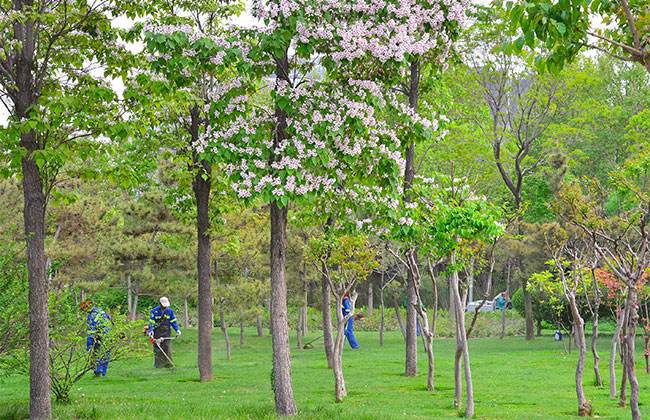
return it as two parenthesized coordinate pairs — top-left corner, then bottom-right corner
(128, 4), (256, 383)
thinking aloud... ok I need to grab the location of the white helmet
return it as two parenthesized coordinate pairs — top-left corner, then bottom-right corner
(160, 296), (170, 307)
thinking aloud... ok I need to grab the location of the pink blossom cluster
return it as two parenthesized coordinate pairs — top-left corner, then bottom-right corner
(251, 0), (469, 65)
(201, 78), (405, 200)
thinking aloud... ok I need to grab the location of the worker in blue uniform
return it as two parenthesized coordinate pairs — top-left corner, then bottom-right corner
(342, 293), (360, 349)
(83, 300), (112, 377)
(148, 296), (181, 368)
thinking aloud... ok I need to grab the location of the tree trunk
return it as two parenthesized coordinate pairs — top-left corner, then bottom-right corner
(239, 319), (245, 349)
(454, 334), (462, 410)
(367, 282), (374, 318)
(609, 310), (623, 399)
(536, 319), (542, 336)
(269, 202), (297, 416)
(590, 268), (602, 387)
(132, 288), (139, 320)
(184, 297), (190, 328)
(301, 261), (308, 337)
(523, 279), (534, 340)
(619, 304), (628, 407)
(126, 273), (133, 319)
(403, 59), (420, 378)
(451, 268), (474, 418)
(192, 143), (213, 382)
(394, 301), (406, 339)
(591, 313), (602, 387)
(567, 294), (589, 416)
(219, 306), (231, 361)
(379, 288), (385, 347)
(624, 287), (641, 420)
(405, 277), (418, 376)
(256, 315), (264, 337)
(321, 269), (335, 368)
(22, 132), (52, 420)
(296, 314), (303, 350)
(13, 7), (51, 416)
(332, 295), (350, 403)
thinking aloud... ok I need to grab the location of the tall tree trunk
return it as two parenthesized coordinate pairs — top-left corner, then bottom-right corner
(13, 6), (51, 416)
(624, 287), (641, 420)
(610, 308), (625, 398)
(379, 287), (385, 346)
(403, 59), (420, 378)
(367, 282), (374, 318)
(269, 202), (297, 416)
(184, 297), (190, 328)
(451, 267), (474, 418)
(567, 294), (589, 416)
(256, 315), (264, 337)
(321, 269), (335, 368)
(22, 133), (51, 420)
(190, 106), (213, 383)
(500, 307), (506, 339)
(536, 319), (542, 336)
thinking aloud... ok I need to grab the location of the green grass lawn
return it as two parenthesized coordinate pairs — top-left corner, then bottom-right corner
(1, 329), (648, 419)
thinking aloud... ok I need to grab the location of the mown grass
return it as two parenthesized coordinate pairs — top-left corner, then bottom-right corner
(1, 328), (648, 419)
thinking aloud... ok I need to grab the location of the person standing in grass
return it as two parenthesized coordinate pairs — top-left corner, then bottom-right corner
(148, 296), (181, 368)
(342, 293), (360, 349)
(83, 300), (112, 377)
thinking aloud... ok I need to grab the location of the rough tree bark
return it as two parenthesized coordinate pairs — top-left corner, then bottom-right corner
(269, 203), (297, 415)
(191, 110), (213, 382)
(22, 132), (51, 419)
(266, 49), (298, 415)
(13, 6), (52, 414)
(403, 59), (420, 377)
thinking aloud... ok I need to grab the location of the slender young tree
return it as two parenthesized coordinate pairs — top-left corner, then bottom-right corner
(310, 234), (377, 402)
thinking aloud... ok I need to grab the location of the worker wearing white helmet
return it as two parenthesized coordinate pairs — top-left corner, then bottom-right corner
(148, 296), (181, 368)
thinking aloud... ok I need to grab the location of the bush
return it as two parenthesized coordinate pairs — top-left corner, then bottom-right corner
(2, 286), (147, 403)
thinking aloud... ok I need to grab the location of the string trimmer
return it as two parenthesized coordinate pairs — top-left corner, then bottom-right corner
(149, 336), (176, 367)
(302, 335), (323, 349)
